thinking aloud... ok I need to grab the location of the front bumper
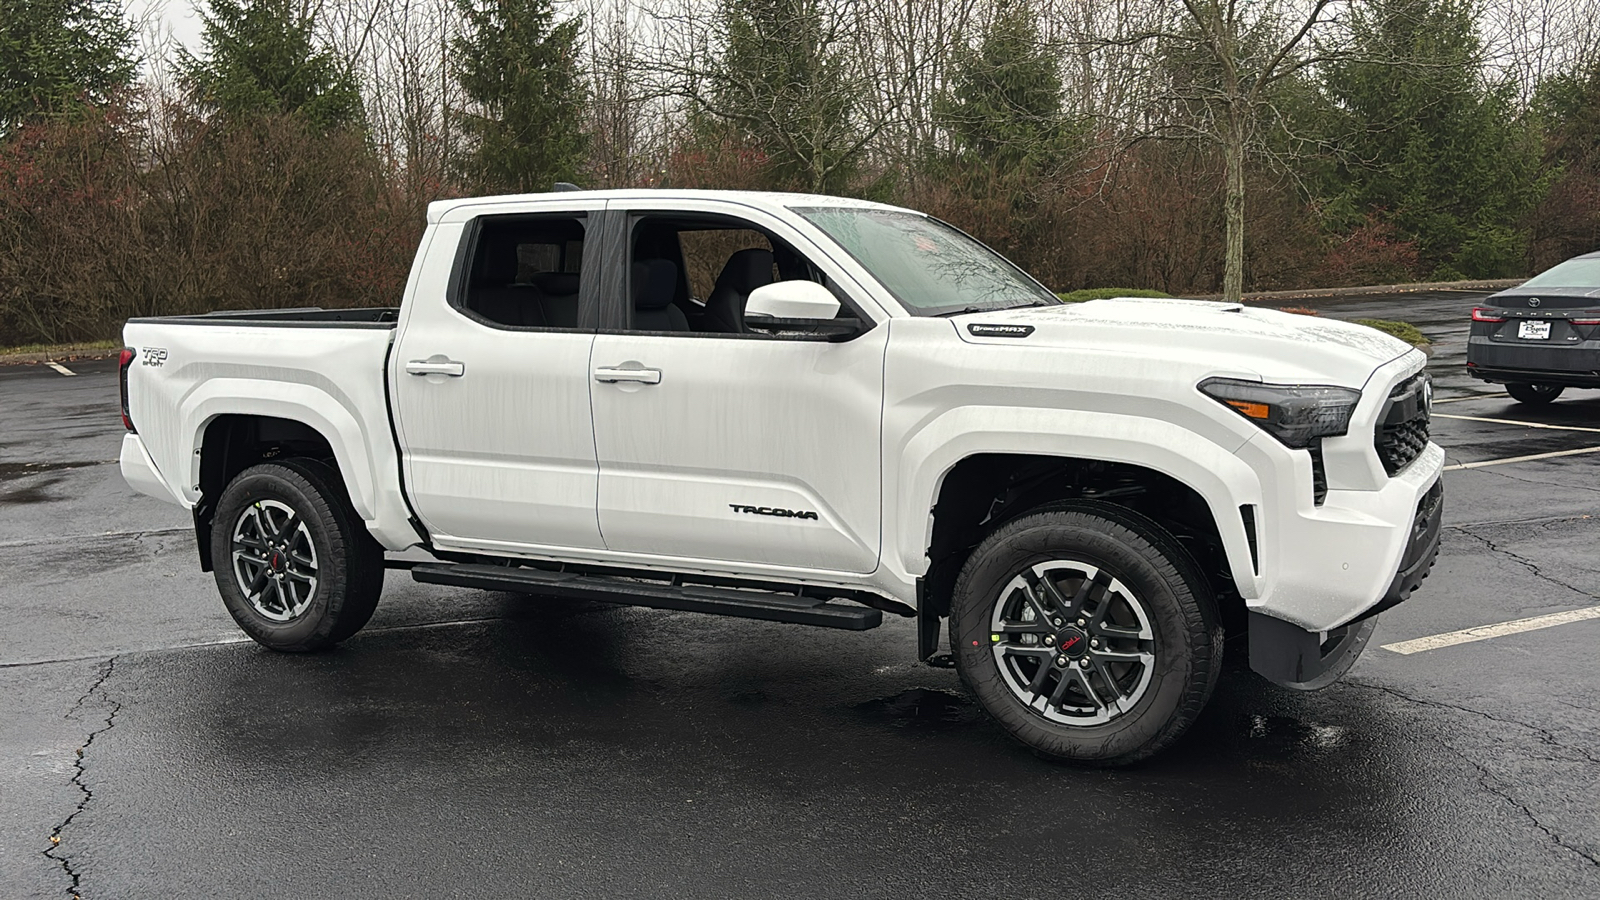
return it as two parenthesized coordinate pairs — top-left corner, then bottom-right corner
(1249, 477), (1443, 687)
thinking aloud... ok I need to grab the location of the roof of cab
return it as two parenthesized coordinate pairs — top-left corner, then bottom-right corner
(426, 188), (916, 223)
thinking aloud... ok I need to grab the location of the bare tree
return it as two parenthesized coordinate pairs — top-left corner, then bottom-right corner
(1055, 0), (1342, 300)
(583, 0), (664, 187)
(646, 0), (912, 193)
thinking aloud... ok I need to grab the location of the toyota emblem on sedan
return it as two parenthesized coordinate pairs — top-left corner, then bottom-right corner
(1529, 297), (1541, 307)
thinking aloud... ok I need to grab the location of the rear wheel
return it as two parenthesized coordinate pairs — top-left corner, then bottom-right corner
(1505, 383), (1564, 406)
(949, 502), (1222, 766)
(211, 459), (385, 651)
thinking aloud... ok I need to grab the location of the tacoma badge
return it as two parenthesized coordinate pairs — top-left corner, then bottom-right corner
(729, 504), (820, 520)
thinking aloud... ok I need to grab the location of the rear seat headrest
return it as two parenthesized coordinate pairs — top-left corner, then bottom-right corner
(530, 271), (579, 296)
(631, 259), (678, 310)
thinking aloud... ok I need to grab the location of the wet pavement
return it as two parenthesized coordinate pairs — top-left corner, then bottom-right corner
(4, 292), (1600, 898)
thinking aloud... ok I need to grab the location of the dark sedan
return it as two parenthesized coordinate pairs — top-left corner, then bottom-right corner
(1466, 249), (1600, 405)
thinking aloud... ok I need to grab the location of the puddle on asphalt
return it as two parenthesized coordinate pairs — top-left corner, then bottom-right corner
(0, 461), (106, 505)
(0, 461), (103, 482)
(855, 688), (983, 730)
(728, 688), (770, 707)
(1242, 713), (1350, 756)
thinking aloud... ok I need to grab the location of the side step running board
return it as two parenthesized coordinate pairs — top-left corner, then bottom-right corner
(411, 563), (883, 631)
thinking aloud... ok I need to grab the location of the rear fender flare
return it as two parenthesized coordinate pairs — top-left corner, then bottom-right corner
(180, 378), (379, 523)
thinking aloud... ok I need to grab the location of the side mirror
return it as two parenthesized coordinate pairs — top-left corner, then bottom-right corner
(745, 280), (842, 321)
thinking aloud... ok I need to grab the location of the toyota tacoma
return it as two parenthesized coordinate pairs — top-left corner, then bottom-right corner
(119, 189), (1443, 764)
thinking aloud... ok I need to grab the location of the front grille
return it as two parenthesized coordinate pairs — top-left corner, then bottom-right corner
(1375, 374), (1430, 476)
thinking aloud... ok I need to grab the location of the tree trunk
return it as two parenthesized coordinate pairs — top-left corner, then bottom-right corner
(1222, 107), (1246, 304)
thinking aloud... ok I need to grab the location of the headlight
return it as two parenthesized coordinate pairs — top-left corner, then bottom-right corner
(1199, 378), (1361, 448)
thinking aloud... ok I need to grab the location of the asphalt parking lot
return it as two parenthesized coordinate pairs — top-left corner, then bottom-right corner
(4, 290), (1600, 898)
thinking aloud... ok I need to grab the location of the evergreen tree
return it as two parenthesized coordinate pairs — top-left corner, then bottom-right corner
(1527, 57), (1600, 264)
(936, 1), (1073, 174)
(1321, 0), (1546, 277)
(181, 0), (363, 132)
(0, 0), (135, 137)
(1536, 58), (1600, 173)
(452, 0), (588, 193)
(708, 0), (862, 193)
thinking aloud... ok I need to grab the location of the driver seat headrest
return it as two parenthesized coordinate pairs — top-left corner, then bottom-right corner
(704, 248), (774, 334)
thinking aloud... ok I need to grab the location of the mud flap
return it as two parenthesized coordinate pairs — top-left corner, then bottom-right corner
(1249, 611), (1377, 691)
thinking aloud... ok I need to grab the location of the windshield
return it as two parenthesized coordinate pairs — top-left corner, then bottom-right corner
(1522, 257), (1600, 289)
(793, 207), (1059, 315)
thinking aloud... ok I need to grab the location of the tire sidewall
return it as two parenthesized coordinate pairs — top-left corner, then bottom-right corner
(1507, 383), (1562, 405)
(951, 513), (1207, 763)
(211, 463), (349, 650)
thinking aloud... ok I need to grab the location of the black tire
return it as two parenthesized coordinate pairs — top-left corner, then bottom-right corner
(211, 459), (385, 652)
(949, 501), (1222, 766)
(1505, 383), (1564, 406)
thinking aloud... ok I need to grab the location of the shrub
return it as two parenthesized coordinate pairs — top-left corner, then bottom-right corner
(1318, 213), (1420, 287)
(0, 109), (422, 345)
(1354, 318), (1428, 345)
(1056, 287), (1172, 303)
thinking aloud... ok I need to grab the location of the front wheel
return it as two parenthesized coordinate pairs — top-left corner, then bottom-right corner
(1505, 383), (1564, 406)
(949, 502), (1222, 766)
(211, 459), (385, 651)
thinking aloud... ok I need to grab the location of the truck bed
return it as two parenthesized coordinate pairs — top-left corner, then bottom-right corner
(121, 310), (414, 547)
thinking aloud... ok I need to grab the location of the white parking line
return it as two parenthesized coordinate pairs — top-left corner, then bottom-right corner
(1432, 394), (1505, 404)
(1381, 605), (1600, 655)
(1433, 412), (1600, 434)
(1444, 445), (1600, 470)
(45, 361), (75, 376)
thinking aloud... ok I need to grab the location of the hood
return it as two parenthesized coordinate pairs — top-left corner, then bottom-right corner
(952, 297), (1417, 387)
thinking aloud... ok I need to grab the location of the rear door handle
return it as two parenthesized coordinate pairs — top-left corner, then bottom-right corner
(406, 359), (465, 377)
(593, 366), (662, 385)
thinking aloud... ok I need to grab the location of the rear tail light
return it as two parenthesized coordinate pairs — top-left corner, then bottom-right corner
(118, 348), (136, 431)
(1471, 307), (1505, 323)
(1571, 319), (1600, 326)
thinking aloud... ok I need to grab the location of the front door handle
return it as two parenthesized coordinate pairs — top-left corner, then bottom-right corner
(406, 358), (465, 377)
(593, 365), (662, 385)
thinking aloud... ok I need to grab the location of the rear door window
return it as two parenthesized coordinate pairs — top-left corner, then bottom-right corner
(458, 216), (586, 329)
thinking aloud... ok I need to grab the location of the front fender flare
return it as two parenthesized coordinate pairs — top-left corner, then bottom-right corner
(890, 407), (1264, 599)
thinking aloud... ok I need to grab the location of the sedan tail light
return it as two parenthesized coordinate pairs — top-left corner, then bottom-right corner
(118, 348), (136, 431)
(1471, 307), (1506, 323)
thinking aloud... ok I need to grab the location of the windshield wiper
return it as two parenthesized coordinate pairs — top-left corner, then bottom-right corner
(933, 300), (1056, 317)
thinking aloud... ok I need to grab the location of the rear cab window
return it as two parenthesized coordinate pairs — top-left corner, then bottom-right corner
(456, 215), (586, 329)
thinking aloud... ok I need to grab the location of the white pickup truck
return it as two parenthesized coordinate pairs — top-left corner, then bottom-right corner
(119, 189), (1443, 764)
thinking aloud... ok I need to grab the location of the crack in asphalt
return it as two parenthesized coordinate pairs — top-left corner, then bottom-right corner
(1349, 680), (1600, 768)
(0, 527), (191, 550)
(1348, 680), (1600, 869)
(43, 656), (121, 899)
(1455, 746), (1600, 869)
(1448, 525), (1596, 600)
(1449, 513), (1594, 529)
(1463, 459), (1600, 498)
(1552, 696), (1600, 716)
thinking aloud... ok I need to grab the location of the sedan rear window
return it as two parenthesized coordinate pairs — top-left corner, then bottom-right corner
(1521, 257), (1600, 290)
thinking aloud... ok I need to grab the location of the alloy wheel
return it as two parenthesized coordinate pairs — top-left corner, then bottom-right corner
(230, 499), (319, 622)
(988, 559), (1157, 726)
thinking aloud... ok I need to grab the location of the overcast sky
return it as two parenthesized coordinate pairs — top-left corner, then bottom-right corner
(129, 0), (206, 57)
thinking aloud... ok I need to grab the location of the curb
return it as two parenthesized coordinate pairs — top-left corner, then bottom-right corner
(1234, 278), (1522, 304)
(0, 347), (121, 367)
